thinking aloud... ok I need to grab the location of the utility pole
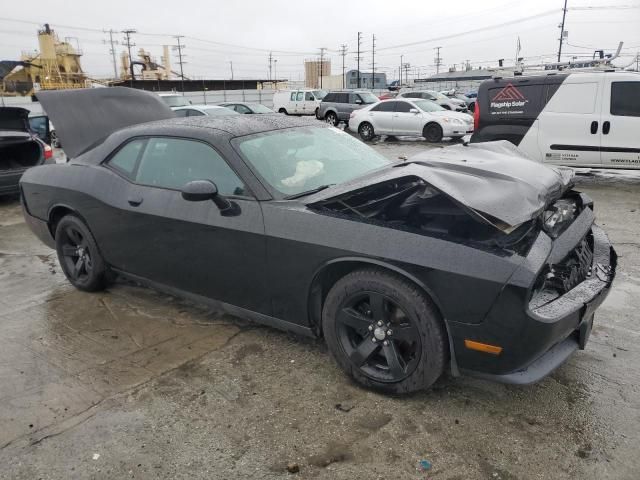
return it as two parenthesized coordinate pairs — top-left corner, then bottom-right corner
(268, 52), (273, 82)
(121, 29), (137, 86)
(371, 34), (376, 90)
(434, 46), (443, 74)
(274, 59), (278, 83)
(339, 44), (348, 89)
(172, 35), (186, 93)
(400, 54), (403, 84)
(356, 32), (362, 88)
(403, 63), (411, 85)
(319, 47), (327, 89)
(103, 29), (119, 79)
(229, 61), (234, 80)
(557, 0), (568, 62)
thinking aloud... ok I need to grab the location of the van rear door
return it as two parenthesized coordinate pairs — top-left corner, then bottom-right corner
(536, 78), (602, 167)
(600, 75), (640, 168)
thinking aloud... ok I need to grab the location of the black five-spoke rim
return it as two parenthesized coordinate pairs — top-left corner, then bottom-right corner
(360, 124), (372, 139)
(336, 292), (421, 383)
(59, 226), (93, 282)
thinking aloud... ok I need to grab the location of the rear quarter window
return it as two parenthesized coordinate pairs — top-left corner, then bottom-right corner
(545, 82), (598, 114)
(611, 81), (640, 117)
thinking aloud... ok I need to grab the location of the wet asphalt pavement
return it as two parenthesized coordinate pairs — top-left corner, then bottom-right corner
(1, 141), (639, 479)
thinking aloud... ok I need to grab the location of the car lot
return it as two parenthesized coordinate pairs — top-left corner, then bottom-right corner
(1, 140), (639, 479)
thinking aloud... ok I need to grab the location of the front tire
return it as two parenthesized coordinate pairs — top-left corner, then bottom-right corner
(423, 123), (443, 143)
(358, 122), (375, 141)
(322, 269), (447, 393)
(278, 108), (288, 115)
(55, 215), (107, 292)
(325, 111), (339, 126)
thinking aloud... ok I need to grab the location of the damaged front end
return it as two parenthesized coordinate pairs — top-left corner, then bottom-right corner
(308, 176), (538, 254)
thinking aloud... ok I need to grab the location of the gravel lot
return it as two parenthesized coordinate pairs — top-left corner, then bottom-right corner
(1, 140), (639, 479)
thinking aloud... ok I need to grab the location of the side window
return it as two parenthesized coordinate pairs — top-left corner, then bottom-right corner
(296, 92), (304, 101)
(290, 92), (297, 101)
(235, 104), (252, 114)
(348, 93), (359, 104)
(174, 109), (189, 118)
(107, 139), (146, 179)
(395, 102), (413, 113)
(371, 102), (396, 112)
(305, 92), (314, 101)
(545, 83), (598, 114)
(188, 109), (205, 117)
(135, 138), (247, 196)
(323, 93), (335, 102)
(611, 82), (640, 117)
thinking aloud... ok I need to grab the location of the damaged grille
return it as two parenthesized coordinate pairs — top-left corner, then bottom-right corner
(530, 232), (594, 308)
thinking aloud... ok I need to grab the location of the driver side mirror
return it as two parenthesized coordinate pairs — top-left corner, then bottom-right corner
(409, 108), (419, 114)
(181, 180), (236, 215)
(354, 99), (363, 105)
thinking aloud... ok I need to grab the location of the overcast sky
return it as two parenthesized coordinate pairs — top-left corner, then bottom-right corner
(1, 0), (638, 81)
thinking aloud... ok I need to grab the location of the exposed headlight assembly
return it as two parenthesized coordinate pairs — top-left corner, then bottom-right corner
(543, 199), (577, 238)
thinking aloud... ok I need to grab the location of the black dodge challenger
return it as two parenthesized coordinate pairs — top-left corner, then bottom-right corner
(20, 88), (616, 393)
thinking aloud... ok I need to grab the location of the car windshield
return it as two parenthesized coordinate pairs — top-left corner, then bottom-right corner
(358, 92), (379, 104)
(237, 126), (391, 197)
(160, 95), (190, 107)
(248, 103), (274, 113)
(312, 90), (327, 100)
(413, 100), (446, 112)
(202, 107), (239, 116)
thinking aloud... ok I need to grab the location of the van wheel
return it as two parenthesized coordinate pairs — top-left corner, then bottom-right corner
(423, 123), (443, 143)
(278, 108), (288, 115)
(55, 215), (107, 292)
(315, 108), (320, 119)
(322, 268), (447, 393)
(325, 111), (339, 126)
(358, 122), (375, 141)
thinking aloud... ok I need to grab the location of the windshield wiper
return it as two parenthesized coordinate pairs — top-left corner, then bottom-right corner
(284, 184), (335, 200)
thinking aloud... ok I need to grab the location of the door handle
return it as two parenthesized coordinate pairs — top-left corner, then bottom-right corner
(590, 121), (598, 134)
(603, 121), (610, 135)
(127, 195), (143, 206)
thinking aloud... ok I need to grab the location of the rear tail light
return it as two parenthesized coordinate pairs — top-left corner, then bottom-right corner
(43, 144), (53, 160)
(473, 100), (480, 130)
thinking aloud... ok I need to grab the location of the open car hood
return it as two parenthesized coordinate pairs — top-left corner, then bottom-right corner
(307, 141), (574, 231)
(37, 87), (174, 158)
(0, 107), (31, 132)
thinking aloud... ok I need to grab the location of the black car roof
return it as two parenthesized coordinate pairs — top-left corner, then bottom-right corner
(126, 113), (320, 138)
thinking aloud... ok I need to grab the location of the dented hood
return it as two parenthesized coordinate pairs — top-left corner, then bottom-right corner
(307, 141), (574, 230)
(37, 87), (174, 158)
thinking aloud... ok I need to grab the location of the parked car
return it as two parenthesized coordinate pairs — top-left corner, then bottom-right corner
(173, 105), (240, 117)
(378, 92), (398, 100)
(465, 91), (478, 99)
(387, 80), (401, 91)
(217, 102), (274, 114)
(25, 87), (616, 393)
(471, 71), (640, 168)
(318, 90), (379, 126)
(0, 107), (53, 196)
(398, 90), (468, 112)
(349, 98), (474, 142)
(158, 93), (192, 109)
(272, 89), (327, 117)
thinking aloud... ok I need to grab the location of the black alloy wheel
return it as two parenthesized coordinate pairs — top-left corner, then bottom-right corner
(55, 215), (107, 291)
(336, 291), (421, 383)
(323, 269), (446, 393)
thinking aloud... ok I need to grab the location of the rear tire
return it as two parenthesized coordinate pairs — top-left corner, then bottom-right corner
(322, 268), (447, 394)
(325, 111), (339, 126)
(423, 123), (443, 143)
(278, 108), (288, 115)
(358, 122), (375, 141)
(55, 215), (107, 292)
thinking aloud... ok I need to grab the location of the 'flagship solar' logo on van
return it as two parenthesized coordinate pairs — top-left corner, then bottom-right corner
(490, 83), (528, 114)
(492, 83), (526, 101)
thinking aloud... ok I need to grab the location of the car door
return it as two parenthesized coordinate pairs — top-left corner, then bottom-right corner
(367, 101), (396, 134)
(303, 91), (316, 115)
(392, 101), (423, 135)
(346, 93), (362, 121)
(102, 136), (270, 314)
(292, 91), (303, 114)
(600, 77), (640, 168)
(537, 80), (602, 167)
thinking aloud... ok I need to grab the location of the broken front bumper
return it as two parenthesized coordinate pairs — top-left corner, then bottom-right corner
(452, 205), (616, 384)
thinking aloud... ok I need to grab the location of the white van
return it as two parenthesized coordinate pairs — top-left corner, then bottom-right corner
(272, 89), (327, 117)
(471, 71), (640, 169)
